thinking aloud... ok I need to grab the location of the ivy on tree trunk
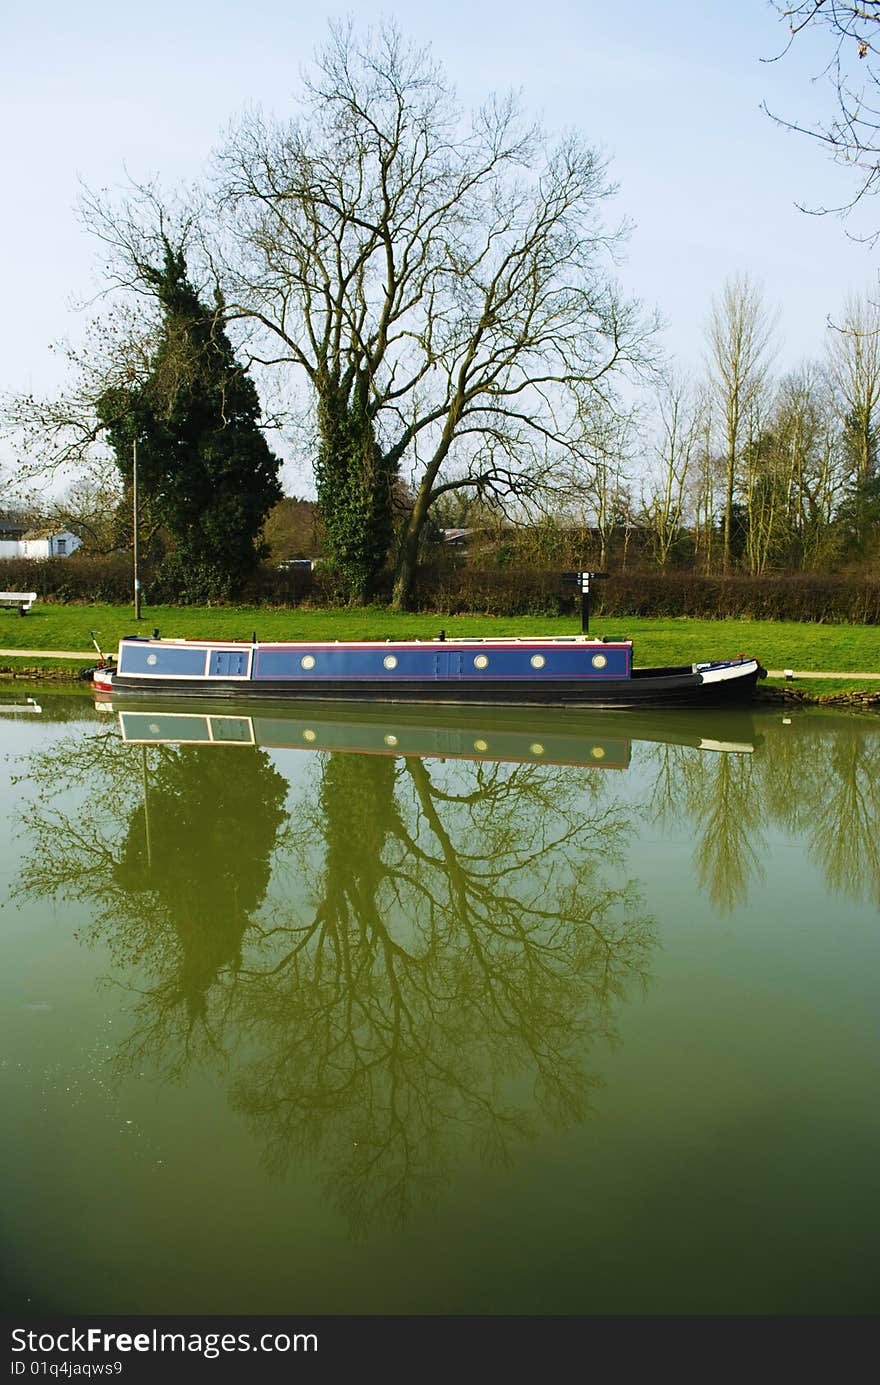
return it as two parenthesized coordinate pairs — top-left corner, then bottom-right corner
(315, 378), (397, 604)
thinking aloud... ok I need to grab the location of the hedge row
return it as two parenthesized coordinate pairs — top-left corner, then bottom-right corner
(2, 556), (880, 623)
(412, 568), (880, 623)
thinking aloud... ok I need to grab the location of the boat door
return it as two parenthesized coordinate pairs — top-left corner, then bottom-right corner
(434, 649), (460, 679)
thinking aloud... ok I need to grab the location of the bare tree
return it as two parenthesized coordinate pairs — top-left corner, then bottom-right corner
(740, 387), (783, 574)
(764, 2), (880, 233)
(706, 274), (777, 572)
(826, 290), (880, 485)
(642, 372), (702, 568)
(1, 305), (157, 492)
(765, 363), (844, 568)
(203, 21), (655, 604)
(555, 397), (637, 569)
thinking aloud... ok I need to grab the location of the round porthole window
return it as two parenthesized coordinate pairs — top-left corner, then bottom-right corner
(530, 742), (545, 755)
(302, 728), (317, 742)
(383, 655), (398, 670)
(148, 723), (160, 735)
(474, 654), (489, 669)
(301, 654), (316, 670)
(146, 653), (158, 666)
(384, 734), (398, 747)
(474, 738), (489, 752)
(591, 745), (606, 760)
(530, 654), (546, 669)
(591, 653), (608, 669)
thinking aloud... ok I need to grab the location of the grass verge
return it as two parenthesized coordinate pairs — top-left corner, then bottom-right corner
(0, 605), (877, 677)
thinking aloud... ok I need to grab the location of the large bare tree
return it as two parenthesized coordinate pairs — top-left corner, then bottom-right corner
(207, 22), (654, 604)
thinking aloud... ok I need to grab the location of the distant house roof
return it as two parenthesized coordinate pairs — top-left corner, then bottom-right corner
(21, 527), (78, 541)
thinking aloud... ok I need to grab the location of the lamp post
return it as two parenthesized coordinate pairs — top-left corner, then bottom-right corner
(132, 437), (142, 620)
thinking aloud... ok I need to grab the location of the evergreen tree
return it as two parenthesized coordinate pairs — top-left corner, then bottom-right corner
(97, 243), (282, 601)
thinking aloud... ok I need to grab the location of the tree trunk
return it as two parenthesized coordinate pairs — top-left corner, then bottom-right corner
(315, 381), (396, 604)
(392, 489), (431, 610)
(723, 444), (735, 575)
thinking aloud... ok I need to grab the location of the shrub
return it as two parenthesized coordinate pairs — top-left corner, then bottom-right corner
(410, 568), (880, 623)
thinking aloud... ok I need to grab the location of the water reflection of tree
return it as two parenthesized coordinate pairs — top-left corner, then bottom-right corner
(15, 733), (289, 1071)
(645, 713), (880, 913)
(645, 743), (765, 913)
(114, 748), (289, 1042)
(14, 729), (654, 1235)
(806, 726), (880, 908)
(229, 752), (653, 1235)
(743, 714), (880, 911)
(16, 709), (880, 1231)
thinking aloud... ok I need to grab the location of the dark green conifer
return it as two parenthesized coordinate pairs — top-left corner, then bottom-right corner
(98, 242), (282, 601)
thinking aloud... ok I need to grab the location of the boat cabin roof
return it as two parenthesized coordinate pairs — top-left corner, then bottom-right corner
(122, 635), (633, 648)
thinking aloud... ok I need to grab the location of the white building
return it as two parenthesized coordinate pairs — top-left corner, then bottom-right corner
(0, 528), (82, 560)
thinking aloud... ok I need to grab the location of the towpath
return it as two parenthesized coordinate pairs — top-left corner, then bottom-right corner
(0, 648), (94, 659)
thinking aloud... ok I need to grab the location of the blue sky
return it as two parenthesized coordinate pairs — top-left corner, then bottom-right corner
(3, 0), (878, 473)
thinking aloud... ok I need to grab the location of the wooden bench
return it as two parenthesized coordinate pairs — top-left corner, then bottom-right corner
(0, 591), (38, 615)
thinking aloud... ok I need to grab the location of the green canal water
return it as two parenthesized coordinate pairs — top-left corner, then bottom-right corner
(1, 692), (877, 1315)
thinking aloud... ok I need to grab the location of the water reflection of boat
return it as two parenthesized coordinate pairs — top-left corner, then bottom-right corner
(101, 698), (760, 766)
(0, 696), (41, 714)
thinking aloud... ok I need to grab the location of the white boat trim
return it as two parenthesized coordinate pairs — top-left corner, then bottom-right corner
(698, 659), (760, 686)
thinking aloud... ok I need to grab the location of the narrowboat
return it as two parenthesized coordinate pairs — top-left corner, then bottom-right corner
(89, 574), (766, 710)
(91, 635), (764, 709)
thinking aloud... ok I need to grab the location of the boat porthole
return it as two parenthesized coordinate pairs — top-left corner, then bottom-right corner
(530, 742), (545, 755)
(591, 653), (608, 669)
(591, 745), (606, 759)
(474, 654), (489, 669)
(384, 734), (398, 746)
(148, 723), (160, 735)
(301, 654), (316, 670)
(302, 728), (317, 742)
(530, 654), (546, 669)
(383, 655), (398, 670)
(146, 654), (158, 666)
(474, 738), (489, 752)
